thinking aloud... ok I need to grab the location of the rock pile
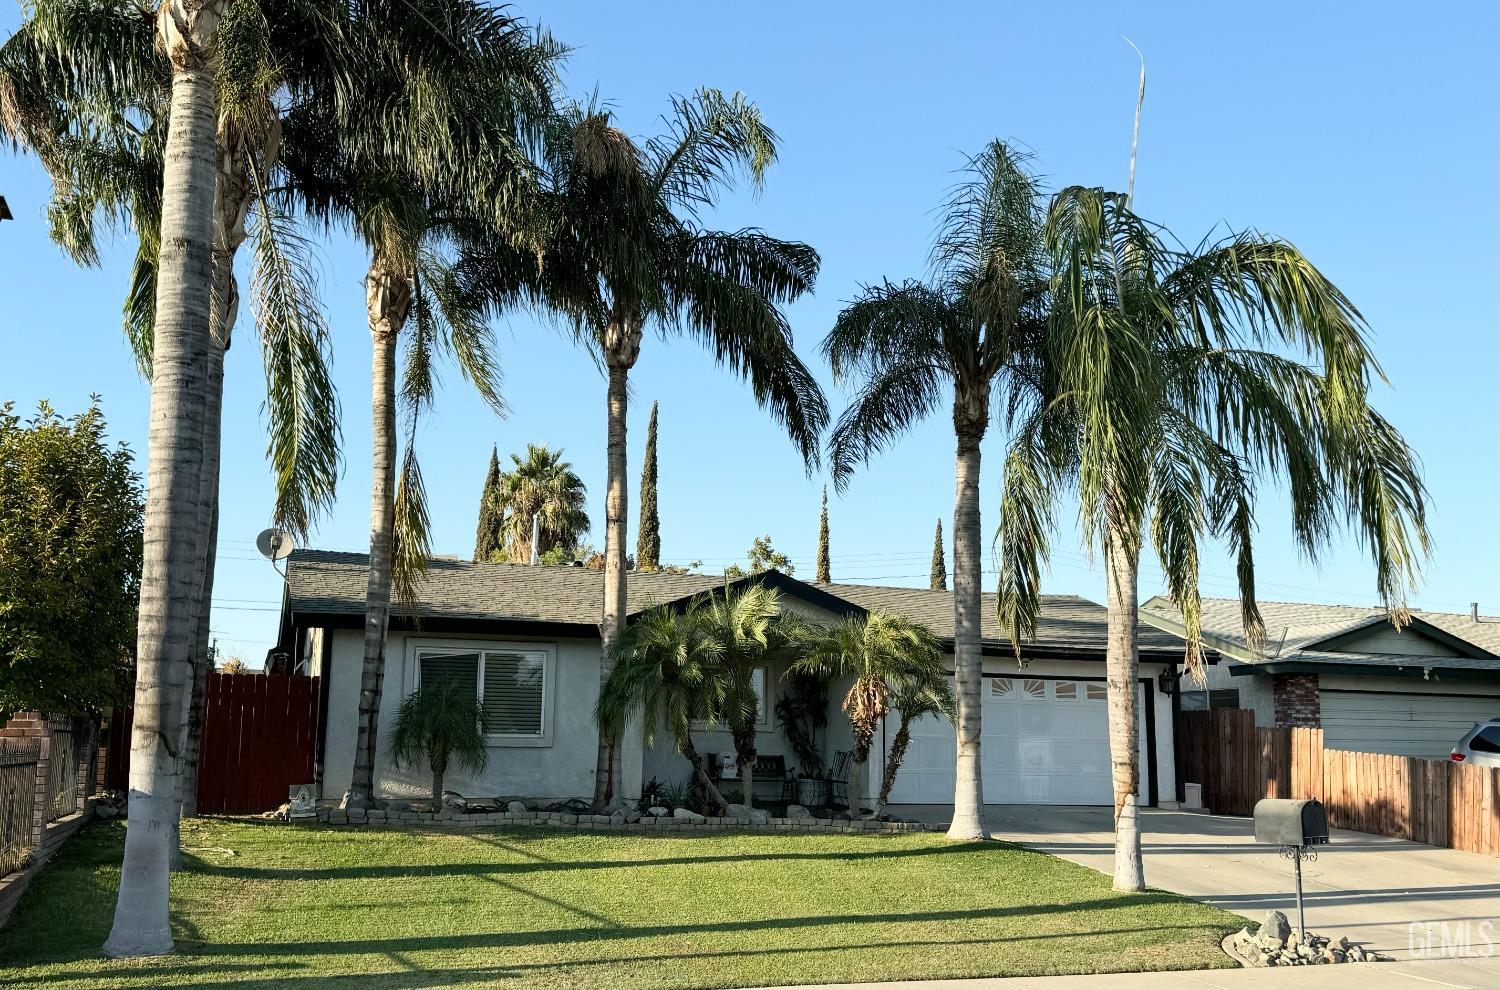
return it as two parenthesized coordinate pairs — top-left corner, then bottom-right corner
(92, 790), (126, 819)
(1224, 911), (1393, 967)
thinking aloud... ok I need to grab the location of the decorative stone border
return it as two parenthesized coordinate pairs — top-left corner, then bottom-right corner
(307, 807), (931, 834)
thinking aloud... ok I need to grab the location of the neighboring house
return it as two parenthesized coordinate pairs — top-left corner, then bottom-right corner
(280, 550), (1203, 809)
(1140, 597), (1500, 758)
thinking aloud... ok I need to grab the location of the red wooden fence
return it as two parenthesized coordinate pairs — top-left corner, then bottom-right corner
(103, 673), (321, 814)
(1177, 711), (1500, 857)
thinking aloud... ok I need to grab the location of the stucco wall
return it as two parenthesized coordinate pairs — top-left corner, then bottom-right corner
(314, 599), (1182, 808)
(319, 628), (636, 803)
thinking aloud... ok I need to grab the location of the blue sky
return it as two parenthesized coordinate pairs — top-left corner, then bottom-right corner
(2, 1), (1496, 665)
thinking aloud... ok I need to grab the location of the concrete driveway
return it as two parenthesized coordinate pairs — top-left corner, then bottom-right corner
(891, 805), (1500, 959)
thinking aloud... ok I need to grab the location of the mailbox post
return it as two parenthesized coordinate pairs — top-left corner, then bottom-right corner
(1253, 799), (1330, 936)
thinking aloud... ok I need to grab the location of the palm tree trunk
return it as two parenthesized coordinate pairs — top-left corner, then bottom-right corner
(432, 766), (445, 811)
(948, 430), (988, 840)
(679, 735), (728, 813)
(732, 727), (755, 809)
(104, 1), (223, 956)
(180, 122), (258, 832)
(349, 253), (410, 811)
(877, 717), (913, 809)
(594, 345), (633, 807)
(1105, 525), (1144, 892)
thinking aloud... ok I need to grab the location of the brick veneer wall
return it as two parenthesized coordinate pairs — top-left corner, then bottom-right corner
(1272, 674), (1321, 728)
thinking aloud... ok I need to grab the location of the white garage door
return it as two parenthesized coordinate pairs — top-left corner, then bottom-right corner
(1321, 691), (1500, 758)
(886, 675), (1148, 806)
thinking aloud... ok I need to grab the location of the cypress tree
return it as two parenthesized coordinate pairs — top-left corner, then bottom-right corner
(816, 486), (831, 582)
(636, 401), (661, 571)
(474, 446), (504, 562)
(929, 518), (947, 591)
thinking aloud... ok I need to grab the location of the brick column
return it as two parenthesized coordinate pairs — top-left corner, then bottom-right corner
(0, 713), (52, 849)
(1272, 674), (1321, 728)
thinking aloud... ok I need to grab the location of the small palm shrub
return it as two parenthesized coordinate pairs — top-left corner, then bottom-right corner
(387, 679), (488, 809)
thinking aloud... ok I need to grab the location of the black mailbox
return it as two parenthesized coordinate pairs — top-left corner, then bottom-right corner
(1253, 798), (1329, 846)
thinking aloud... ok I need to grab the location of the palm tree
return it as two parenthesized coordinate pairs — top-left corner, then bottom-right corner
(875, 668), (954, 816)
(458, 91), (828, 807)
(996, 185), (1430, 891)
(275, 1), (560, 811)
(697, 583), (800, 809)
(387, 678), (488, 809)
(822, 142), (1050, 838)
(790, 611), (944, 817)
(496, 444), (590, 562)
(595, 599), (731, 815)
(3, 0), (352, 844)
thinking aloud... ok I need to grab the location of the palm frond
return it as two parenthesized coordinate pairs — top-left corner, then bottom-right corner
(245, 184), (341, 539)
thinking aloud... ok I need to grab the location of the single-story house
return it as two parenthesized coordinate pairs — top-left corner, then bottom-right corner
(1139, 596), (1500, 758)
(279, 549), (1205, 808)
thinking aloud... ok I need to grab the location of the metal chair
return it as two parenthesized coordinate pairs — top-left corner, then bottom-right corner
(828, 750), (850, 808)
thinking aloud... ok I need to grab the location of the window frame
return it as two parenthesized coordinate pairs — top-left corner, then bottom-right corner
(405, 638), (557, 748)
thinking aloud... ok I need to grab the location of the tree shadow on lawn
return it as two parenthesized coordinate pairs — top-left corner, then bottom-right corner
(197, 838), (1005, 881)
(37, 920), (1229, 990)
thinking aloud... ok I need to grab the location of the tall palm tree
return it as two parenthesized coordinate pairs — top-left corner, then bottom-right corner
(822, 142), (1050, 839)
(996, 185), (1430, 891)
(2, 0), (350, 838)
(496, 444), (590, 562)
(275, 0), (560, 812)
(595, 599), (731, 814)
(458, 91), (828, 807)
(790, 611), (944, 817)
(875, 666), (954, 816)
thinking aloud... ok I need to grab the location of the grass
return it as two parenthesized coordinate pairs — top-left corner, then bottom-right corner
(0, 817), (1241, 990)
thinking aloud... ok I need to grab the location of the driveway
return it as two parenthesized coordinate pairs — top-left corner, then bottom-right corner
(891, 805), (1500, 959)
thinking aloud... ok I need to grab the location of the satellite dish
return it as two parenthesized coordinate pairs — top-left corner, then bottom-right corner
(256, 528), (295, 561)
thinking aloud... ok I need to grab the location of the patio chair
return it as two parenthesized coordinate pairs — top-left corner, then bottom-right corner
(828, 750), (850, 808)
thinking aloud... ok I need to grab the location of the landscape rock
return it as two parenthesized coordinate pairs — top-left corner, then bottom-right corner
(1258, 910), (1292, 948)
(441, 791), (467, 811)
(624, 809), (642, 823)
(672, 807), (706, 824)
(785, 804), (813, 821)
(506, 800), (528, 814)
(646, 806), (669, 817)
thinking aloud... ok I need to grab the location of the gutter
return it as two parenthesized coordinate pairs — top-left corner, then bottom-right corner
(1227, 660), (1500, 682)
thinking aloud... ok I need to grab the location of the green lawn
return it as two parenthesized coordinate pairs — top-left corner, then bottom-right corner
(0, 818), (1240, 989)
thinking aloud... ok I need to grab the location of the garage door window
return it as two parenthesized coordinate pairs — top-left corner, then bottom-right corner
(992, 678), (1014, 697)
(1022, 679), (1045, 699)
(1054, 681), (1078, 700)
(1086, 683), (1107, 702)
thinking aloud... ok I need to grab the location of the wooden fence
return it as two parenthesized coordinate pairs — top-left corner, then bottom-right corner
(197, 673), (321, 814)
(1177, 710), (1500, 857)
(100, 673), (322, 815)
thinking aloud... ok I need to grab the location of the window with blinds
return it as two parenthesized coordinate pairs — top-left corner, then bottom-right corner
(482, 652), (545, 735)
(416, 648), (547, 738)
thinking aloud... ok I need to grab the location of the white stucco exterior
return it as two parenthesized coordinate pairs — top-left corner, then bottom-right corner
(319, 628), (643, 803)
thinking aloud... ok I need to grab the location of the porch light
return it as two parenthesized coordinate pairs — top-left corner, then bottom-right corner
(1157, 665), (1180, 694)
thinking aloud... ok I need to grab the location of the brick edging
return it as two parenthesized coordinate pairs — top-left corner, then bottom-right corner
(308, 808), (932, 834)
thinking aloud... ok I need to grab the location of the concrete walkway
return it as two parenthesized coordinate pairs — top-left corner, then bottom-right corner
(755, 956), (1500, 989)
(891, 805), (1500, 959)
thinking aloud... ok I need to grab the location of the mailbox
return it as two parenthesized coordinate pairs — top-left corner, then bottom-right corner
(1253, 798), (1329, 847)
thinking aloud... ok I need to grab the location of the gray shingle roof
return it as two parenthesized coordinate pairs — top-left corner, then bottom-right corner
(1139, 596), (1500, 673)
(823, 583), (1189, 655)
(286, 549), (1193, 658)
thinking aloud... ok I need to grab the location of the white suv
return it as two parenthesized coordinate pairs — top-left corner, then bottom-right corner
(1451, 718), (1500, 769)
